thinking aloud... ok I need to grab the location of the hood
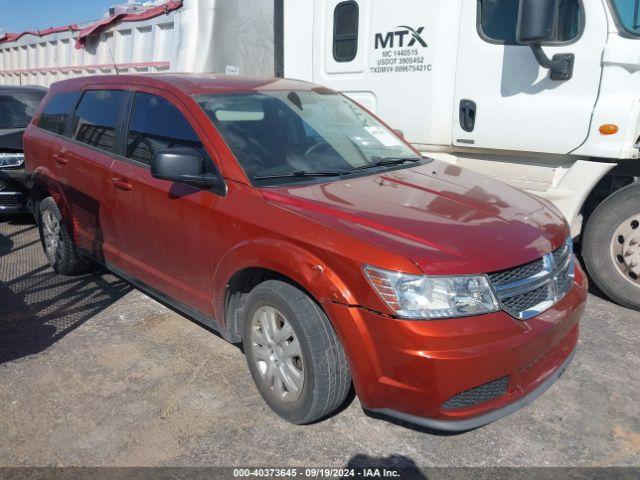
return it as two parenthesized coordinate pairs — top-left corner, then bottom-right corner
(0, 128), (25, 152)
(262, 161), (568, 275)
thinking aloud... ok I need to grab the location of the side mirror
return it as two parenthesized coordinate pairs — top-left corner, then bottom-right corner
(516, 0), (559, 44)
(151, 148), (220, 189)
(516, 0), (574, 81)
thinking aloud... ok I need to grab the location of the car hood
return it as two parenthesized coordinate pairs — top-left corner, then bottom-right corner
(0, 128), (25, 152)
(261, 161), (568, 275)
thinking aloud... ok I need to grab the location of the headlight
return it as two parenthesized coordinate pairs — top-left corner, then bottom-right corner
(0, 153), (25, 169)
(363, 265), (499, 319)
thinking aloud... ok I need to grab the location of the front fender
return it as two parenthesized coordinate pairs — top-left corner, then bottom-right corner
(212, 237), (357, 325)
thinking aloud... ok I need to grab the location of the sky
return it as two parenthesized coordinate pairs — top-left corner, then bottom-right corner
(0, 0), (117, 34)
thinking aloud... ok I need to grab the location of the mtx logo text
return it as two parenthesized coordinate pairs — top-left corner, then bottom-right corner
(375, 26), (427, 49)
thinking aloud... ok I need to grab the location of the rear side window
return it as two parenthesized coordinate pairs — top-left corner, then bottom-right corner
(125, 93), (203, 166)
(72, 90), (126, 154)
(39, 92), (80, 135)
(333, 1), (359, 62)
(478, 0), (583, 44)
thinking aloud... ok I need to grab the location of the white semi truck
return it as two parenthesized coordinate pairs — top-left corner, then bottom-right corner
(1, 0), (639, 309)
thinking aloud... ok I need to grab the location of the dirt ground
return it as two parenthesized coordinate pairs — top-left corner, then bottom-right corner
(1, 216), (639, 468)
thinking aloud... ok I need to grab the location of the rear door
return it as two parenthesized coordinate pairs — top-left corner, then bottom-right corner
(65, 88), (127, 263)
(452, 0), (607, 154)
(108, 90), (218, 315)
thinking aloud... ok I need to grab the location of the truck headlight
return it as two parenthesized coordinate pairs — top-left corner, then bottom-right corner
(363, 265), (499, 319)
(0, 153), (25, 169)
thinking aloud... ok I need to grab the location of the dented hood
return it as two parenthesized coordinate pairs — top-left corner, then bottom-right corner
(262, 161), (569, 275)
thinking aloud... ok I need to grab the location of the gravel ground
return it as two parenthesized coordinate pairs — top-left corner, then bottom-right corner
(0, 216), (639, 468)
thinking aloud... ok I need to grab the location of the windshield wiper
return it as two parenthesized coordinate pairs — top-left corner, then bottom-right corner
(252, 169), (349, 181)
(347, 156), (422, 172)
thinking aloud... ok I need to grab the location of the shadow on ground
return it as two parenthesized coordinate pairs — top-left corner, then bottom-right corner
(344, 454), (426, 479)
(0, 217), (131, 364)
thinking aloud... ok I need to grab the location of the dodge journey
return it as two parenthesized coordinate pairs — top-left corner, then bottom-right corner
(24, 75), (587, 431)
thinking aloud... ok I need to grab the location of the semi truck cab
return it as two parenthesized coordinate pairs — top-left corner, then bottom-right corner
(284, 0), (640, 310)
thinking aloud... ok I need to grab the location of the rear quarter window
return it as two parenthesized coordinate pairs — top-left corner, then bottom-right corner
(38, 92), (81, 136)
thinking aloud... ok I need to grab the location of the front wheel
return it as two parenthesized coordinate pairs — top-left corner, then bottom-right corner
(583, 182), (640, 311)
(242, 280), (351, 424)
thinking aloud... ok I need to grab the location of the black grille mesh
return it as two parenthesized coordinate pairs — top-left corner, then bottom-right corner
(501, 284), (550, 315)
(488, 257), (545, 287)
(0, 195), (23, 208)
(443, 376), (509, 410)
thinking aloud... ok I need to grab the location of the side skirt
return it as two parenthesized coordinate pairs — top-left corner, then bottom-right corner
(106, 263), (236, 343)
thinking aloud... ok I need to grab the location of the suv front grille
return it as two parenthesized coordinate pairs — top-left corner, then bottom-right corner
(442, 376), (509, 410)
(0, 193), (23, 208)
(488, 240), (574, 320)
(489, 257), (545, 287)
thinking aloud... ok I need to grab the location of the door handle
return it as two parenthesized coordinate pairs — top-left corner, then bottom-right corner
(112, 177), (133, 191)
(459, 99), (477, 133)
(53, 153), (68, 165)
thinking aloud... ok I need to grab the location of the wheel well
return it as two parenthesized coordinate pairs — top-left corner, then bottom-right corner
(579, 169), (638, 238)
(224, 267), (318, 344)
(30, 183), (50, 216)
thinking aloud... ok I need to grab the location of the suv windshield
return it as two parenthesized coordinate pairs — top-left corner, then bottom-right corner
(611, 0), (640, 36)
(196, 89), (421, 185)
(0, 92), (45, 129)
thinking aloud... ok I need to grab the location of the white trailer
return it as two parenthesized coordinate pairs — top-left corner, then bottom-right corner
(1, 0), (639, 309)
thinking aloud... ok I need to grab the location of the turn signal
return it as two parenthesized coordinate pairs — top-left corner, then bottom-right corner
(599, 124), (619, 135)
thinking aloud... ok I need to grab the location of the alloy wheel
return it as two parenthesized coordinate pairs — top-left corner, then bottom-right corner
(250, 305), (305, 403)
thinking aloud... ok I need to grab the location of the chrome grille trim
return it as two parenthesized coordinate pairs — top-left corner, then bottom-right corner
(488, 240), (575, 320)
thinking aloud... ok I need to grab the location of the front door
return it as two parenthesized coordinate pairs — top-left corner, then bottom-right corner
(108, 90), (218, 315)
(453, 0), (607, 154)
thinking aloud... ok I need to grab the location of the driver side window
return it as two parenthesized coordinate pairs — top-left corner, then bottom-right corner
(126, 93), (203, 166)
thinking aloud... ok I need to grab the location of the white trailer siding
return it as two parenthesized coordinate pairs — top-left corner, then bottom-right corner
(0, 0), (275, 87)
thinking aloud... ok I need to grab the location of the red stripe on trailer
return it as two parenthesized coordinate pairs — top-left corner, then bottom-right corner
(0, 1), (183, 47)
(0, 25), (80, 44)
(75, 0), (183, 49)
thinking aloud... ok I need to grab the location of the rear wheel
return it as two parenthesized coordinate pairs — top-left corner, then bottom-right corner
(37, 197), (90, 275)
(242, 280), (351, 424)
(583, 182), (640, 311)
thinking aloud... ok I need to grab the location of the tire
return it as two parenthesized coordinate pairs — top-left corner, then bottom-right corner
(242, 280), (351, 424)
(583, 182), (640, 311)
(37, 197), (90, 275)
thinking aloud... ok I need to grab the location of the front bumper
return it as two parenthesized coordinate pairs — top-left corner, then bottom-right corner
(323, 263), (588, 431)
(0, 171), (29, 214)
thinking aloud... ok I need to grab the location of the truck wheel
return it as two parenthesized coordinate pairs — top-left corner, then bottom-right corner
(37, 197), (90, 275)
(242, 280), (351, 424)
(583, 182), (640, 311)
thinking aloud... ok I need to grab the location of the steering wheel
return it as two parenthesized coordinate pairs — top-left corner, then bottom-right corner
(303, 141), (330, 156)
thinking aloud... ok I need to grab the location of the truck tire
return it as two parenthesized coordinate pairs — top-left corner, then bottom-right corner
(37, 197), (90, 275)
(583, 182), (640, 311)
(242, 280), (351, 424)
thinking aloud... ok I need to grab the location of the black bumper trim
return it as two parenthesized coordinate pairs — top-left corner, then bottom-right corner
(370, 348), (576, 432)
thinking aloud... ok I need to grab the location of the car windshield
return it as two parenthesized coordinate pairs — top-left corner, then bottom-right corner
(196, 89), (421, 185)
(611, 0), (640, 36)
(0, 92), (45, 129)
